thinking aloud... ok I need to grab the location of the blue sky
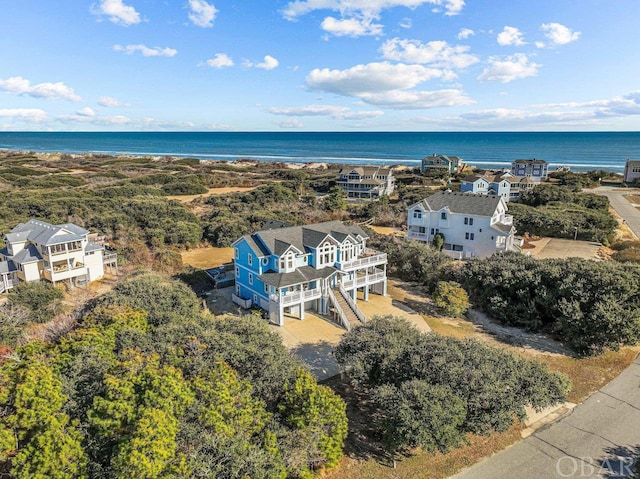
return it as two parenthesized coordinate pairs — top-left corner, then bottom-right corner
(1, 0), (639, 131)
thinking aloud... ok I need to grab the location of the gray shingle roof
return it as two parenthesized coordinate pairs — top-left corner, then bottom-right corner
(260, 265), (337, 288)
(411, 191), (504, 217)
(243, 221), (368, 258)
(6, 219), (88, 246)
(12, 244), (42, 264)
(85, 242), (104, 252)
(512, 159), (547, 165)
(0, 261), (17, 274)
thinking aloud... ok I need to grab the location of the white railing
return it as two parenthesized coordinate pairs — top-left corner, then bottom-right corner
(338, 285), (366, 324)
(502, 215), (514, 225)
(103, 253), (117, 263)
(407, 231), (428, 239)
(328, 287), (350, 331)
(269, 287), (322, 306)
(232, 293), (252, 309)
(337, 249), (387, 271)
(342, 271), (386, 290)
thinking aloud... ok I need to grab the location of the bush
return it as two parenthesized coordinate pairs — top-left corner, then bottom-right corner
(456, 253), (640, 355)
(335, 317), (570, 451)
(8, 281), (65, 323)
(432, 281), (469, 317)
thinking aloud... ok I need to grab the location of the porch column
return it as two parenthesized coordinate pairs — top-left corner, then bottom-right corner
(363, 285), (369, 301)
(2, 274), (7, 291)
(278, 304), (284, 327)
(299, 301), (305, 320)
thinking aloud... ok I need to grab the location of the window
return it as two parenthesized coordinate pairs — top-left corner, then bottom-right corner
(430, 228), (435, 235)
(235, 266), (239, 278)
(262, 257), (268, 266)
(440, 212), (447, 220)
(470, 233), (475, 240)
(465, 232), (475, 240)
(264, 283), (269, 293)
(469, 218), (474, 226)
(318, 242), (336, 266)
(248, 254), (253, 266)
(418, 226), (426, 233)
(413, 210), (422, 219)
(465, 232), (469, 240)
(249, 273), (253, 285)
(279, 253), (295, 272)
(253, 294), (258, 303)
(464, 217), (468, 225)
(234, 248), (239, 259)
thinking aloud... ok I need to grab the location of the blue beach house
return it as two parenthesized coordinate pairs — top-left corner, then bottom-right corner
(231, 221), (388, 328)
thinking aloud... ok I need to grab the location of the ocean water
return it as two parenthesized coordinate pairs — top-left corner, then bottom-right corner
(0, 131), (638, 172)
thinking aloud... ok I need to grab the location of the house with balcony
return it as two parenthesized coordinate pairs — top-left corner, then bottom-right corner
(623, 159), (640, 183)
(407, 191), (518, 259)
(231, 221), (387, 328)
(0, 219), (115, 293)
(421, 154), (464, 175)
(460, 171), (537, 202)
(336, 166), (395, 199)
(511, 159), (548, 181)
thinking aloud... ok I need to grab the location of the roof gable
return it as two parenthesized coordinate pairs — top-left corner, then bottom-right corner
(412, 191), (504, 217)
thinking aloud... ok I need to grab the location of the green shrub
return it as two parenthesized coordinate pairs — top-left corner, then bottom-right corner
(432, 281), (469, 317)
(8, 282), (65, 323)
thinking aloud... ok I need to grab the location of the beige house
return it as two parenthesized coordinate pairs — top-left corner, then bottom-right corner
(336, 166), (395, 199)
(0, 219), (116, 293)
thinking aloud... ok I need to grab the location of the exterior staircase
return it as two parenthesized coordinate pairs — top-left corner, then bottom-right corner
(328, 286), (366, 330)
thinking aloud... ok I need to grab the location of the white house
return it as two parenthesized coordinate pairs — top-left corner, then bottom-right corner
(623, 159), (640, 183)
(460, 171), (537, 202)
(0, 219), (116, 293)
(336, 166), (395, 199)
(407, 191), (519, 259)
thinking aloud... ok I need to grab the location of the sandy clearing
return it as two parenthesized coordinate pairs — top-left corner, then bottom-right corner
(181, 246), (234, 268)
(167, 186), (258, 203)
(368, 225), (404, 236)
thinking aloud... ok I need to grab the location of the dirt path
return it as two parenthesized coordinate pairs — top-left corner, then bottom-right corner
(167, 186), (258, 203)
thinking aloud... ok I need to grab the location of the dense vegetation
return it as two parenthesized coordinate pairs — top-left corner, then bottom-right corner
(335, 317), (570, 453)
(456, 253), (640, 355)
(510, 184), (617, 243)
(0, 274), (348, 478)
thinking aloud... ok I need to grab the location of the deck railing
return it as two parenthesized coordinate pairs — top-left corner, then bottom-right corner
(269, 287), (322, 306)
(337, 249), (387, 271)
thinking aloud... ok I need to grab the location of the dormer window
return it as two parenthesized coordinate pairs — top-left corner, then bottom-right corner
(279, 252), (295, 272)
(318, 241), (336, 267)
(413, 209), (422, 219)
(441, 212), (447, 220)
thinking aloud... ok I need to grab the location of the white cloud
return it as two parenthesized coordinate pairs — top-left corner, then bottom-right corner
(497, 26), (526, 46)
(188, 0), (218, 27)
(282, 1), (464, 38)
(98, 96), (130, 107)
(399, 17), (412, 29)
(0, 76), (81, 102)
(321, 15), (383, 37)
(274, 118), (304, 129)
(91, 0), (140, 26)
(305, 61), (472, 109)
(244, 55), (279, 70)
(358, 89), (474, 109)
(0, 108), (48, 122)
(380, 38), (479, 69)
(457, 28), (474, 39)
(113, 44), (177, 57)
(204, 53), (234, 68)
(306, 62), (445, 96)
(477, 54), (540, 83)
(540, 23), (580, 47)
(76, 107), (95, 117)
(267, 104), (383, 119)
(535, 91), (640, 118)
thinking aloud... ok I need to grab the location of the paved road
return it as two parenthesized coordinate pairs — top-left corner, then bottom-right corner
(452, 355), (640, 479)
(592, 186), (640, 238)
